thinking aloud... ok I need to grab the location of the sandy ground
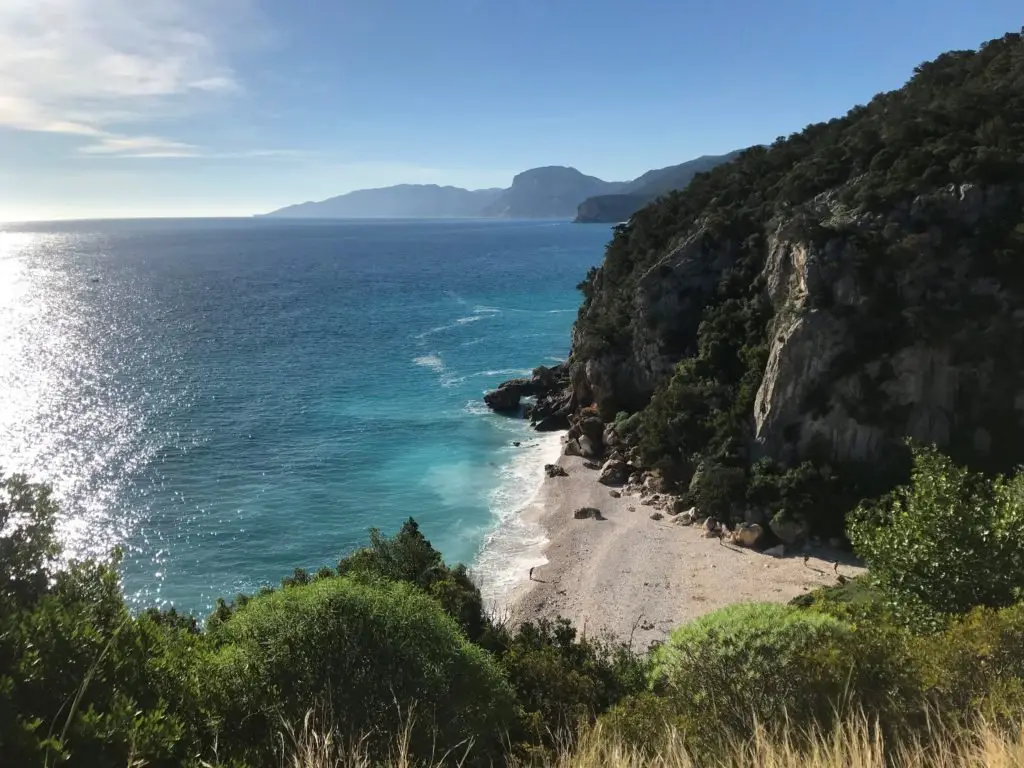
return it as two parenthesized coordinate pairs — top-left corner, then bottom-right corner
(506, 451), (865, 650)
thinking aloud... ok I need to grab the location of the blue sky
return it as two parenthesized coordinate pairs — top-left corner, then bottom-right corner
(1, 0), (1021, 221)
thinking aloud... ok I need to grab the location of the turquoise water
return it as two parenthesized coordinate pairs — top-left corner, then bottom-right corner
(0, 219), (611, 614)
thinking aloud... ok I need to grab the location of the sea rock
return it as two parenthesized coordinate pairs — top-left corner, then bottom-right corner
(483, 384), (523, 412)
(732, 523), (765, 549)
(609, 489), (622, 498)
(564, 439), (583, 457)
(583, 460), (602, 470)
(770, 513), (809, 545)
(650, 512), (664, 521)
(703, 518), (721, 538)
(545, 464), (569, 478)
(674, 512), (695, 526)
(598, 459), (630, 486)
(574, 507), (604, 521)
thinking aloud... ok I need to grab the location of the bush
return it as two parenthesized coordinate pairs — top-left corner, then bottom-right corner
(336, 518), (493, 646)
(598, 692), (678, 753)
(207, 576), (517, 765)
(848, 446), (1024, 615)
(498, 618), (648, 757)
(914, 603), (1024, 727)
(650, 603), (872, 745)
(0, 473), (207, 768)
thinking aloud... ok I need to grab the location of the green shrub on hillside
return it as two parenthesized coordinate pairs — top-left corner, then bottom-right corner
(498, 618), (647, 756)
(848, 445), (1024, 616)
(914, 603), (1024, 727)
(336, 517), (493, 646)
(649, 603), (881, 745)
(0, 473), (209, 768)
(207, 576), (517, 766)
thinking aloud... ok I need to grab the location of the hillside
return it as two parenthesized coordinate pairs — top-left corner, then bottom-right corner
(479, 166), (626, 219)
(262, 184), (503, 218)
(574, 152), (741, 223)
(518, 31), (1024, 541)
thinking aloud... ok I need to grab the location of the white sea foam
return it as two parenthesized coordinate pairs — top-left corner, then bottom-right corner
(463, 400), (492, 416)
(471, 431), (563, 611)
(455, 315), (485, 325)
(473, 368), (532, 378)
(412, 354), (445, 372)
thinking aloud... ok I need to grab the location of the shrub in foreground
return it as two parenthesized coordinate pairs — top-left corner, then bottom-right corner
(649, 603), (872, 747)
(207, 576), (517, 765)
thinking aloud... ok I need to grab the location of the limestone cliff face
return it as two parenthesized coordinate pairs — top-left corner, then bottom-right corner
(752, 183), (1022, 468)
(570, 181), (1024, 471)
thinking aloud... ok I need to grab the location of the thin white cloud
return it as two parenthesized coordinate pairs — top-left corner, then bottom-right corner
(78, 136), (201, 157)
(0, 0), (252, 155)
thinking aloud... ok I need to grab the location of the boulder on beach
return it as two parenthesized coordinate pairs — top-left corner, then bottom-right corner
(732, 523), (765, 549)
(577, 435), (601, 460)
(545, 463), (569, 478)
(574, 507), (604, 521)
(598, 459), (630, 486)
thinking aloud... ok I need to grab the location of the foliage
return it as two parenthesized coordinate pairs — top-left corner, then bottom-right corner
(497, 618), (647, 756)
(0, 473), (208, 768)
(0, 473), (61, 609)
(335, 517), (493, 646)
(914, 603), (1024, 728)
(649, 603), (895, 747)
(207, 576), (516, 766)
(575, 31), (1024, 531)
(849, 445), (1024, 615)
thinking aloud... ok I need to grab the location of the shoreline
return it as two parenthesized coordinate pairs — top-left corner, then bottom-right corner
(471, 430), (562, 612)
(502, 446), (865, 649)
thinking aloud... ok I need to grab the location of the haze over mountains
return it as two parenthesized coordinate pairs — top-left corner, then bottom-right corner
(262, 152), (740, 221)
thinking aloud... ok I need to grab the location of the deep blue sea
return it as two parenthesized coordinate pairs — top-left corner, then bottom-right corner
(0, 218), (611, 614)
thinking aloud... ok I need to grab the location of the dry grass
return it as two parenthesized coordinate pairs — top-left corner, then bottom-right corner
(280, 712), (1024, 768)
(554, 718), (1024, 768)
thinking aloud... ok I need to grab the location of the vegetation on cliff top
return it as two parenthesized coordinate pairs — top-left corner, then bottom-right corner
(576, 30), (1024, 534)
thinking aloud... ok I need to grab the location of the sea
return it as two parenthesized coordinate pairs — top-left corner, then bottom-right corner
(0, 218), (612, 614)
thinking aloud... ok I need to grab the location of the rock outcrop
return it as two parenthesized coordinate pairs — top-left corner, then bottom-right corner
(484, 364), (572, 426)
(486, 34), (1024, 538)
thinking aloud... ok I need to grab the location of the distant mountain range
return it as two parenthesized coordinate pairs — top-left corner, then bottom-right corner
(261, 153), (740, 221)
(573, 151), (743, 223)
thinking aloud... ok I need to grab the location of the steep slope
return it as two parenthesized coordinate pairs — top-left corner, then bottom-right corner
(545, 31), (1024, 538)
(575, 152), (742, 223)
(263, 185), (503, 218)
(481, 167), (626, 219)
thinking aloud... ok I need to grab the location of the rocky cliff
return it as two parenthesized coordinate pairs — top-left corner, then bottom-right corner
(487, 31), (1024, 541)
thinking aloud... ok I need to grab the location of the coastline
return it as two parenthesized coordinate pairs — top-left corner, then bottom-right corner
(471, 430), (563, 612)
(503, 447), (865, 649)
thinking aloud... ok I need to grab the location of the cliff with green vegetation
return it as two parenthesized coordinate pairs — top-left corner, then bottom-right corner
(560, 31), (1024, 540)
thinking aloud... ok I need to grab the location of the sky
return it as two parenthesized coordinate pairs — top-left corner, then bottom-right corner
(1, 1), (1021, 221)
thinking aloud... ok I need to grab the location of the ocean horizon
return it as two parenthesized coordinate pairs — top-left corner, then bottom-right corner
(0, 217), (612, 614)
